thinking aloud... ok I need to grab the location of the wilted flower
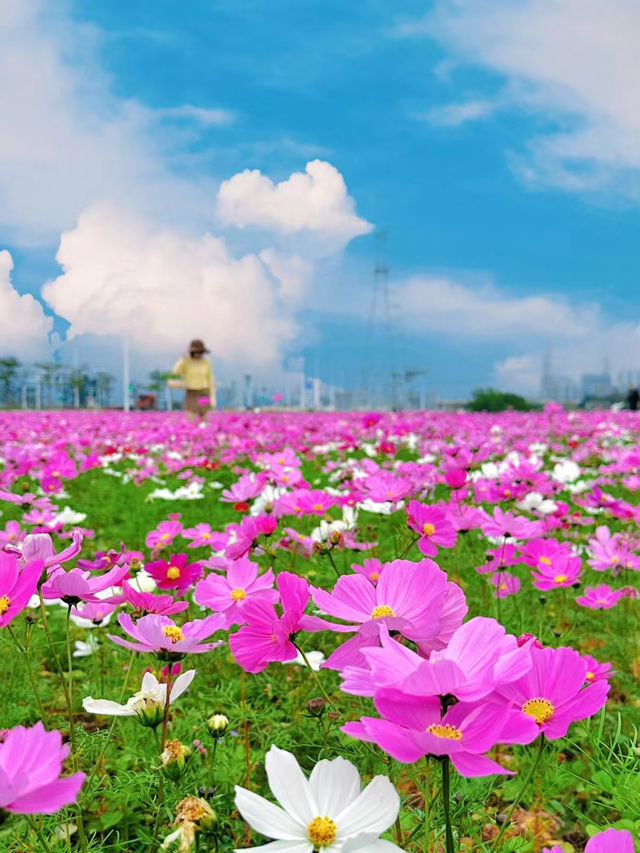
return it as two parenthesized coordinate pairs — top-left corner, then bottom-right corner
(162, 795), (216, 851)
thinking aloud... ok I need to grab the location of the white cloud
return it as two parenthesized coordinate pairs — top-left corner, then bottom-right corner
(400, 0), (640, 194)
(154, 105), (237, 126)
(216, 160), (373, 249)
(395, 274), (598, 340)
(41, 205), (303, 367)
(0, 0), (217, 246)
(0, 250), (52, 357)
(419, 99), (497, 127)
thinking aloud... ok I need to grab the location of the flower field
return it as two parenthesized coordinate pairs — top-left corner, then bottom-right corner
(1, 407), (639, 852)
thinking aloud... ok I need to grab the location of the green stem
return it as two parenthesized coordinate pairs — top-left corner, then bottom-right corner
(493, 736), (546, 849)
(38, 592), (88, 853)
(293, 643), (335, 706)
(441, 759), (455, 853)
(7, 622), (48, 724)
(397, 535), (419, 561)
(325, 549), (341, 578)
(150, 663), (174, 850)
(25, 814), (53, 853)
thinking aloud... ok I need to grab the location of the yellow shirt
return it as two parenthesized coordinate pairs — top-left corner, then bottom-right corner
(172, 357), (216, 403)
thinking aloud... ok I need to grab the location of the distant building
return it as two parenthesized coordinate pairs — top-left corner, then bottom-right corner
(580, 373), (613, 400)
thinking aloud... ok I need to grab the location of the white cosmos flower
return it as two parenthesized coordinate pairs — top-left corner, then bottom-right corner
(234, 746), (402, 852)
(287, 650), (326, 671)
(83, 670), (196, 723)
(552, 460), (581, 483)
(516, 492), (558, 515)
(52, 507), (87, 526)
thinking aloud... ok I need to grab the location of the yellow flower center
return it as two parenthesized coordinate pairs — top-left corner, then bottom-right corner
(553, 574), (568, 583)
(370, 572), (380, 581)
(539, 556), (551, 565)
(202, 533), (211, 540)
(504, 489), (511, 497)
(160, 533), (170, 541)
(427, 723), (463, 740)
(0, 594), (11, 615)
(499, 583), (507, 591)
(313, 503), (324, 511)
(230, 588), (247, 601)
(308, 816), (337, 847)
(371, 605), (396, 619)
(422, 522), (435, 536)
(162, 625), (184, 644)
(522, 697), (555, 724)
(611, 555), (620, 563)
(167, 566), (181, 580)
(586, 671), (595, 681)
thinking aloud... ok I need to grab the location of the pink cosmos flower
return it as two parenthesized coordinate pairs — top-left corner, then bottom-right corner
(475, 542), (520, 574)
(582, 654), (613, 685)
(406, 501), (457, 557)
(194, 558), (278, 627)
(108, 612), (225, 658)
(122, 580), (189, 617)
(0, 722), (85, 813)
(309, 559), (467, 653)
(499, 645), (610, 742)
(275, 488), (337, 518)
(576, 584), (625, 610)
(182, 523), (226, 549)
(521, 537), (573, 570)
(42, 563), (129, 605)
(145, 519), (183, 550)
(0, 520), (25, 547)
(0, 552), (43, 627)
(21, 529), (83, 570)
(344, 693), (516, 777)
(450, 505), (489, 533)
(482, 508), (541, 540)
(382, 617), (532, 704)
(145, 553), (202, 591)
(220, 472), (268, 503)
(351, 557), (384, 585)
(531, 552), (582, 591)
(225, 514), (278, 560)
(492, 571), (520, 598)
(545, 828), (633, 853)
(71, 600), (118, 626)
(229, 572), (311, 673)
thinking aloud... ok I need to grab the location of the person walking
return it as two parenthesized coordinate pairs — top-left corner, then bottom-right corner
(627, 384), (639, 411)
(171, 339), (216, 420)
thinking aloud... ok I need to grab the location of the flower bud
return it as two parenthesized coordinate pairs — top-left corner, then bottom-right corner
(132, 697), (165, 729)
(306, 697), (326, 717)
(161, 739), (192, 780)
(206, 713), (229, 739)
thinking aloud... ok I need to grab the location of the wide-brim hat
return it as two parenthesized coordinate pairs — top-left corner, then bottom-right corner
(189, 338), (209, 354)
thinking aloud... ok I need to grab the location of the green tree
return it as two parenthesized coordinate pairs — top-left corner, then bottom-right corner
(467, 387), (536, 412)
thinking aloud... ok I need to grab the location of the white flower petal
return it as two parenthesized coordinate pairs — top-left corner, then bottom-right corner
(265, 747), (317, 825)
(234, 786), (305, 841)
(341, 837), (402, 852)
(170, 669), (196, 702)
(82, 697), (134, 716)
(234, 842), (312, 853)
(335, 776), (399, 837)
(309, 757), (361, 817)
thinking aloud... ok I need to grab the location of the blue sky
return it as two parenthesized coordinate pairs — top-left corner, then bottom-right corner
(3, 0), (640, 399)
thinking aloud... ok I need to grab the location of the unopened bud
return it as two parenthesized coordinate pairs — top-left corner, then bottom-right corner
(206, 713), (229, 739)
(161, 740), (192, 780)
(327, 709), (341, 722)
(306, 697), (326, 717)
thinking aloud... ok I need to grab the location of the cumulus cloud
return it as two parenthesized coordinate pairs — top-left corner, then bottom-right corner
(0, 0), (217, 246)
(395, 275), (598, 340)
(41, 205), (304, 367)
(399, 0), (640, 194)
(216, 160), (373, 249)
(0, 250), (52, 357)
